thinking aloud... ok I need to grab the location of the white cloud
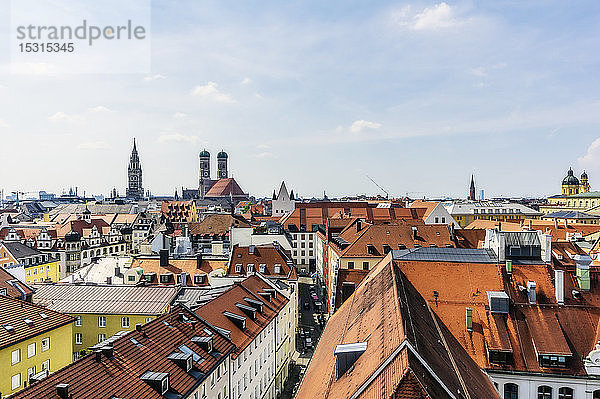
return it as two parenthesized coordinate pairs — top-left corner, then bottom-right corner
(191, 82), (236, 104)
(470, 67), (487, 77)
(241, 77), (252, 85)
(143, 74), (166, 81)
(88, 105), (113, 113)
(251, 151), (277, 159)
(78, 141), (110, 150)
(173, 112), (188, 120)
(350, 120), (382, 133)
(256, 144), (271, 150)
(48, 111), (82, 122)
(413, 3), (456, 30)
(578, 137), (600, 170)
(157, 133), (200, 144)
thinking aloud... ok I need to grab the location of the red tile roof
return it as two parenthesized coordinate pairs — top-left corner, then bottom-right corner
(11, 306), (235, 399)
(205, 178), (246, 197)
(0, 267), (33, 300)
(195, 275), (288, 358)
(227, 244), (297, 281)
(188, 214), (250, 236)
(131, 257), (228, 287)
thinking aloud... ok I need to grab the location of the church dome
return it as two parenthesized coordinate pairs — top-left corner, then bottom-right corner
(582, 171), (589, 180)
(562, 168), (580, 185)
(199, 149), (210, 158)
(217, 150), (228, 159)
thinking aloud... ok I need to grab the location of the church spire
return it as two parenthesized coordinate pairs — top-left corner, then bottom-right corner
(469, 175), (476, 201)
(126, 138), (143, 200)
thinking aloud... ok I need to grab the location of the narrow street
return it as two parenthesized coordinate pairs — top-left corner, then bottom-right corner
(280, 276), (328, 399)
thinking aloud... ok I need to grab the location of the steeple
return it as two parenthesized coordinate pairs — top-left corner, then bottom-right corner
(126, 138), (143, 200)
(468, 175), (476, 201)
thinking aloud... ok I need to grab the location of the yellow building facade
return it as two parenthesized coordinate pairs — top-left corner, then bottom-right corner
(71, 313), (158, 357)
(23, 260), (60, 284)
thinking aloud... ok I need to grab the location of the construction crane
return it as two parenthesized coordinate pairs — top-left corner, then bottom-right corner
(366, 175), (389, 199)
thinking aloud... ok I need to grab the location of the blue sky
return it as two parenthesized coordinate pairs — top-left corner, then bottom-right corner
(1, 1), (600, 199)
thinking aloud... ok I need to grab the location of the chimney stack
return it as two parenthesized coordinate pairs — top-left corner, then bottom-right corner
(196, 253), (202, 269)
(555, 269), (565, 305)
(115, 266), (120, 277)
(412, 226), (418, 239)
(56, 383), (69, 399)
(356, 220), (362, 233)
(159, 249), (169, 268)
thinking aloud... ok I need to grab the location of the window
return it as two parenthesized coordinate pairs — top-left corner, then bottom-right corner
(434, 217), (439, 223)
(235, 264), (242, 273)
(538, 386), (552, 399)
(247, 264), (254, 273)
(558, 387), (574, 399)
(347, 261), (354, 270)
(12, 373), (21, 390)
(42, 337), (50, 351)
(11, 349), (20, 365)
(27, 366), (36, 380)
(98, 316), (106, 327)
(362, 261), (369, 270)
(98, 334), (106, 343)
(146, 317), (153, 323)
(75, 333), (82, 345)
(75, 316), (82, 326)
(593, 390), (600, 399)
(122, 317), (130, 328)
(27, 342), (36, 358)
(42, 359), (50, 371)
(504, 383), (518, 399)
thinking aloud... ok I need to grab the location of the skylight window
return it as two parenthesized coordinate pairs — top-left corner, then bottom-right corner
(39, 312), (48, 319)
(3, 324), (15, 332)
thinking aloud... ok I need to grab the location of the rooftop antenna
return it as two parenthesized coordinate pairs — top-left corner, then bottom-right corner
(366, 175), (389, 199)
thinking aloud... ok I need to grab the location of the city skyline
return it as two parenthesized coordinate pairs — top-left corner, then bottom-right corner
(2, 1), (600, 198)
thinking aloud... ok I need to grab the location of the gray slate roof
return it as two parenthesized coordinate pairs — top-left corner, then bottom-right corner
(3, 241), (42, 259)
(392, 247), (497, 263)
(33, 284), (179, 315)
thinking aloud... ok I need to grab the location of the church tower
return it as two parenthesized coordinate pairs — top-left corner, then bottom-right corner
(217, 150), (228, 179)
(581, 171), (591, 193)
(561, 168), (580, 196)
(199, 149), (211, 197)
(126, 139), (143, 199)
(468, 175), (476, 201)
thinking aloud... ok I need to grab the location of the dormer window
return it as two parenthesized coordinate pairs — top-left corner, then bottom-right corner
(259, 264), (266, 273)
(274, 264), (282, 274)
(235, 264), (242, 273)
(246, 264), (254, 273)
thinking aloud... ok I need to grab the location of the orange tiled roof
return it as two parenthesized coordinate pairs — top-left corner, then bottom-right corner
(131, 257), (227, 287)
(0, 268), (33, 300)
(188, 214), (250, 236)
(0, 295), (74, 351)
(296, 255), (499, 399)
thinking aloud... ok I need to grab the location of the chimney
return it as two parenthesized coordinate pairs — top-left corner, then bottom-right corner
(56, 383), (69, 399)
(101, 346), (114, 358)
(412, 226), (418, 239)
(106, 276), (112, 285)
(505, 260), (512, 276)
(136, 324), (143, 332)
(95, 350), (102, 362)
(115, 266), (120, 277)
(466, 307), (473, 332)
(554, 219), (558, 229)
(160, 249), (169, 268)
(356, 220), (361, 233)
(555, 269), (565, 305)
(196, 253), (202, 269)
(528, 220), (532, 230)
(527, 281), (537, 304)
(177, 312), (185, 322)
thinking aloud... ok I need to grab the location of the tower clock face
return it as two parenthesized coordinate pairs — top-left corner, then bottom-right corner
(203, 172), (209, 177)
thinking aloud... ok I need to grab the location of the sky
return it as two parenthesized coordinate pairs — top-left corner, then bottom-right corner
(1, 1), (600, 199)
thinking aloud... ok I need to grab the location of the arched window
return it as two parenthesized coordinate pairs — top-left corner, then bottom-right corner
(593, 389), (600, 399)
(538, 386), (552, 399)
(504, 383), (518, 399)
(558, 387), (573, 399)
